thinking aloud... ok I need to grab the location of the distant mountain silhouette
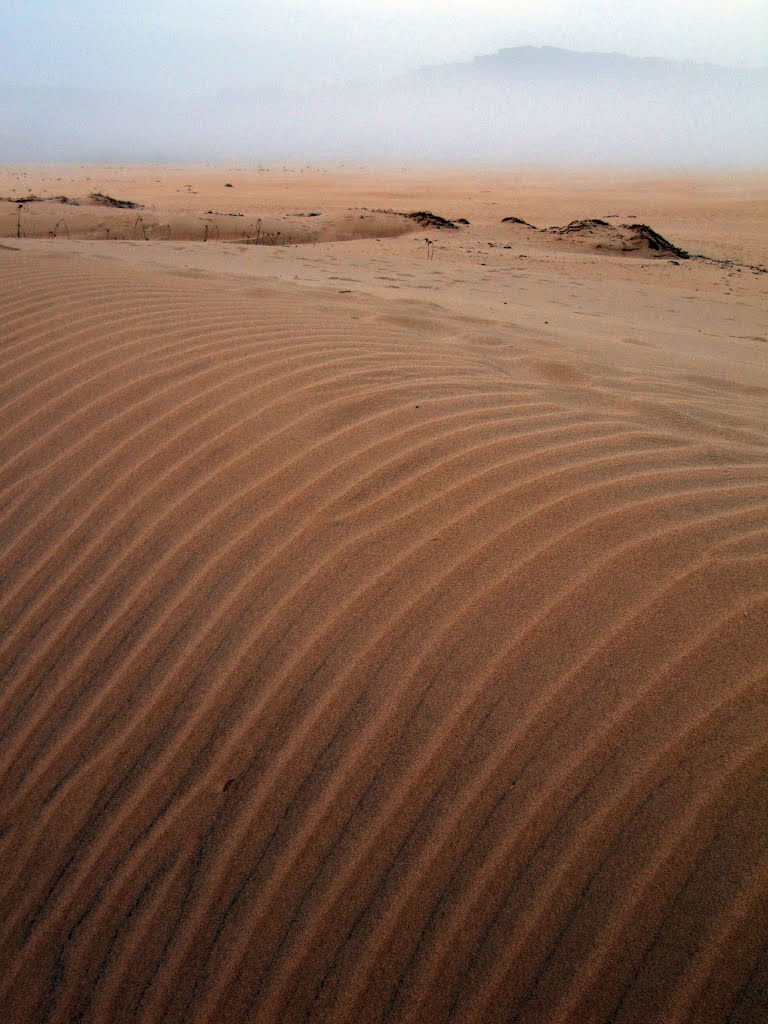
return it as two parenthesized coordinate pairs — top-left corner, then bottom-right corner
(410, 46), (766, 85)
(1, 47), (766, 165)
(388, 46), (767, 167)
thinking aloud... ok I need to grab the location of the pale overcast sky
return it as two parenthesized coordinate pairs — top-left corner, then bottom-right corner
(3, 0), (766, 94)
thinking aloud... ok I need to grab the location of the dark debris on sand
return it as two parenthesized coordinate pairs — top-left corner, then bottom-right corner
(1, 194), (80, 205)
(501, 215), (536, 227)
(549, 218), (612, 233)
(89, 192), (142, 210)
(406, 211), (459, 229)
(624, 223), (689, 259)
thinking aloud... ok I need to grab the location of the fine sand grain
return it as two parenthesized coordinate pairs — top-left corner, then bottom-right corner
(0, 166), (766, 1024)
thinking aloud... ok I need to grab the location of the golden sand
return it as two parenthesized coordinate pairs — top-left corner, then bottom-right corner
(1, 165), (766, 1024)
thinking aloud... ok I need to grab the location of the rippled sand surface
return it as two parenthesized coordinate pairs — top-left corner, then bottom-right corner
(1, 166), (766, 1024)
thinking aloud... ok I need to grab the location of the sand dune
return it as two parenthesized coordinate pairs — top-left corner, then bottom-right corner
(0, 193), (413, 244)
(0, 168), (767, 1024)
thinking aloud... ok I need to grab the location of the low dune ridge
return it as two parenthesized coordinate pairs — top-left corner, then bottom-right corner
(0, 167), (767, 1024)
(0, 194), (413, 244)
(0, 194), (745, 263)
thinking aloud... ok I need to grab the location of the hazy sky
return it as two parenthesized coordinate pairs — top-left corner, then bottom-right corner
(4, 0), (767, 95)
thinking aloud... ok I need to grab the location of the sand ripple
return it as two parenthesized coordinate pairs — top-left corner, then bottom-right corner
(1, 247), (766, 1024)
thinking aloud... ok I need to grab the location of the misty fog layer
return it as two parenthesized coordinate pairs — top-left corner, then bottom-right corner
(2, 48), (766, 167)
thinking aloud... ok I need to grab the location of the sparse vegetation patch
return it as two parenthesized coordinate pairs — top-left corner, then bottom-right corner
(623, 224), (689, 259)
(406, 211), (458, 229)
(89, 192), (141, 209)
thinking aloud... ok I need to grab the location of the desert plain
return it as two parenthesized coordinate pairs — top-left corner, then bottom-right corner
(0, 163), (766, 1024)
